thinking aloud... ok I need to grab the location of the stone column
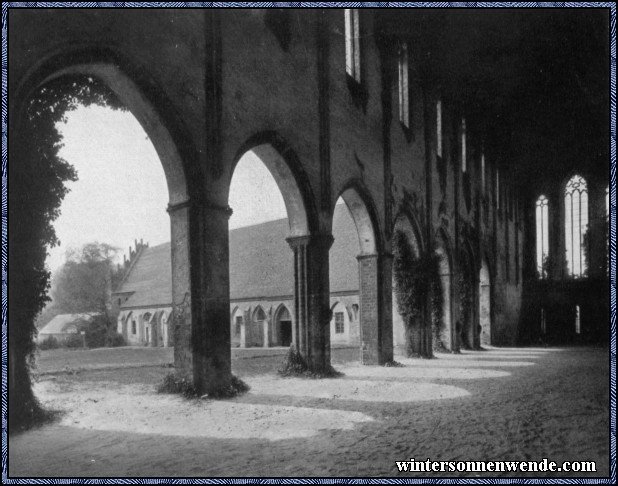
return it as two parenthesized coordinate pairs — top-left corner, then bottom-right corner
(287, 234), (334, 371)
(240, 310), (250, 348)
(358, 252), (394, 365)
(263, 318), (271, 348)
(168, 201), (193, 378)
(169, 199), (234, 395)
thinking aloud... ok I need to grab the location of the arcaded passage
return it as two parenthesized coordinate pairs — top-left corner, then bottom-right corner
(8, 9), (609, 393)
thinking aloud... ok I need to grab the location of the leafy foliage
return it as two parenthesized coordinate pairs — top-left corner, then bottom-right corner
(157, 373), (199, 398)
(8, 74), (126, 432)
(392, 231), (443, 357)
(65, 333), (85, 349)
(157, 373), (250, 399)
(38, 336), (60, 351)
(278, 345), (342, 378)
(52, 243), (119, 314)
(457, 250), (475, 350)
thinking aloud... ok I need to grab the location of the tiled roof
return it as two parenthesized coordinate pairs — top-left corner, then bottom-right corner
(117, 242), (172, 308)
(39, 313), (95, 334)
(117, 203), (360, 309)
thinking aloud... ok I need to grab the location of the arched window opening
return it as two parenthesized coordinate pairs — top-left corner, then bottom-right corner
(344, 9), (361, 83)
(274, 305), (292, 347)
(228, 143), (307, 356)
(26, 73), (178, 353)
(398, 42), (410, 128)
(436, 100), (443, 158)
(253, 307), (266, 322)
(496, 169), (500, 211)
(564, 175), (588, 278)
(535, 195), (549, 278)
(481, 152), (486, 194)
(461, 118), (467, 173)
(329, 197), (362, 355)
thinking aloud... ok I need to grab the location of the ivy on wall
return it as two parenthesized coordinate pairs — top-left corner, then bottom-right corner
(392, 231), (443, 358)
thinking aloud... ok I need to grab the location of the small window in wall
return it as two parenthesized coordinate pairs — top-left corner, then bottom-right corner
(436, 100), (443, 158)
(235, 315), (242, 335)
(334, 312), (345, 334)
(254, 307), (266, 324)
(398, 42), (410, 128)
(344, 9), (361, 83)
(536, 195), (549, 278)
(351, 304), (359, 321)
(575, 305), (581, 334)
(131, 320), (137, 335)
(461, 118), (467, 173)
(540, 308), (546, 335)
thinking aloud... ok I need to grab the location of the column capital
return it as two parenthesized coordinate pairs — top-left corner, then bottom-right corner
(167, 198), (234, 219)
(191, 199), (234, 219)
(286, 233), (334, 251)
(167, 199), (192, 213)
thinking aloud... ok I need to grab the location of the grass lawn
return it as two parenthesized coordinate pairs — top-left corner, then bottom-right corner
(33, 345), (361, 382)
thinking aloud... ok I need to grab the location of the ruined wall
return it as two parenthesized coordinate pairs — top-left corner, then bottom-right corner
(10, 9), (531, 392)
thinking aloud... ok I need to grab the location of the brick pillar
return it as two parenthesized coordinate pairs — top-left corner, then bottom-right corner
(380, 254), (394, 363)
(358, 253), (394, 365)
(287, 234), (334, 371)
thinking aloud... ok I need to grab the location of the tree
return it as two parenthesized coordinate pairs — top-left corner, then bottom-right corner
(8, 74), (125, 432)
(52, 242), (119, 316)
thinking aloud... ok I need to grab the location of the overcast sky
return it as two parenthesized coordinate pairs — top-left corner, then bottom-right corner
(47, 105), (287, 273)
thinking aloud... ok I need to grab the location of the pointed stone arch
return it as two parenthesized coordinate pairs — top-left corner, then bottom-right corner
(10, 48), (203, 384)
(391, 211), (423, 356)
(334, 180), (391, 364)
(229, 131), (318, 238)
(273, 303), (293, 347)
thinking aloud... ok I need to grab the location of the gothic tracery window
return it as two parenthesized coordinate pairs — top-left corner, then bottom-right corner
(564, 175), (588, 278)
(536, 195), (549, 278)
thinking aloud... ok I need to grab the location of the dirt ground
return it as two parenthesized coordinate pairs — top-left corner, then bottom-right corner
(9, 346), (610, 478)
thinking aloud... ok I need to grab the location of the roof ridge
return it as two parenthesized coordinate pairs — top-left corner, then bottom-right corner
(116, 244), (148, 290)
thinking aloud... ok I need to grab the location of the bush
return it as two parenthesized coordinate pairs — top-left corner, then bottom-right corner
(278, 345), (342, 378)
(107, 331), (126, 347)
(64, 333), (84, 349)
(38, 336), (59, 351)
(157, 373), (250, 399)
(84, 316), (108, 348)
(157, 373), (198, 398)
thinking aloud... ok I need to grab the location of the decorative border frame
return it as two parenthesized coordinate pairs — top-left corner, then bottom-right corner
(0, 2), (615, 484)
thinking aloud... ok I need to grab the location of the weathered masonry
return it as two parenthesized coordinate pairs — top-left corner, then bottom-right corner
(9, 9), (609, 394)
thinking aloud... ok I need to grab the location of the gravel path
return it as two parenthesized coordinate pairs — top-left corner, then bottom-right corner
(9, 346), (609, 478)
